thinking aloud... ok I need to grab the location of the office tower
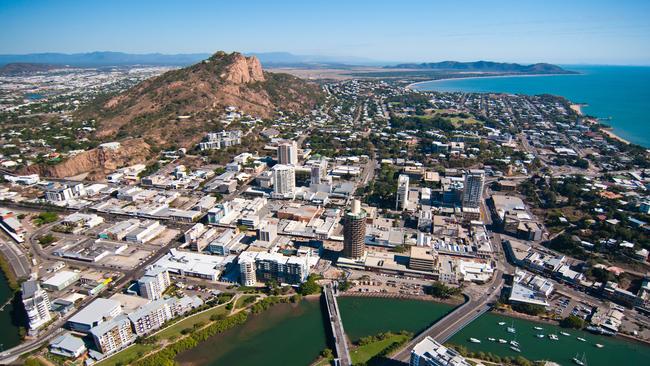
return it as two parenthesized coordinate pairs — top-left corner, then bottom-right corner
(21, 280), (52, 330)
(310, 158), (328, 185)
(257, 219), (278, 243)
(272, 164), (296, 199)
(396, 174), (410, 210)
(343, 199), (367, 259)
(462, 170), (485, 208)
(277, 140), (298, 165)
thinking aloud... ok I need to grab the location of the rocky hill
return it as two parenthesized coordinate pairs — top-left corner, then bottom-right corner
(21, 138), (151, 180)
(387, 60), (573, 74)
(83, 51), (324, 147)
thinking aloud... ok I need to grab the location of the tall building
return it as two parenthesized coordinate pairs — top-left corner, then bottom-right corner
(89, 315), (135, 355)
(137, 265), (171, 300)
(277, 140), (298, 165)
(21, 280), (52, 330)
(396, 174), (410, 210)
(127, 298), (173, 336)
(343, 199), (367, 260)
(272, 164), (296, 199)
(238, 250), (309, 285)
(310, 158), (328, 185)
(257, 219), (278, 243)
(410, 336), (471, 366)
(462, 170), (485, 208)
(238, 252), (257, 286)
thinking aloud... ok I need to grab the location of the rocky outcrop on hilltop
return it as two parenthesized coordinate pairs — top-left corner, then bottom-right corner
(22, 138), (151, 180)
(81, 51), (323, 148)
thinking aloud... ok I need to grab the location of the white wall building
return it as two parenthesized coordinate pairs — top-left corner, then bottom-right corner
(137, 265), (171, 300)
(272, 164), (296, 199)
(21, 280), (52, 330)
(396, 174), (410, 210)
(277, 140), (298, 165)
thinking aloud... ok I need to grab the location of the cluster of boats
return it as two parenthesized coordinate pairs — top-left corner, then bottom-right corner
(465, 321), (604, 364)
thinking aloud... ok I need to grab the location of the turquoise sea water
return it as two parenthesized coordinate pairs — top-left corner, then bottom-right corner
(413, 66), (650, 147)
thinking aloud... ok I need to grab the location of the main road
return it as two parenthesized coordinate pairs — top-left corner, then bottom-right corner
(390, 269), (505, 362)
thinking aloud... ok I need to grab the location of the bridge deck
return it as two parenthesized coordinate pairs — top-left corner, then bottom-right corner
(324, 284), (352, 366)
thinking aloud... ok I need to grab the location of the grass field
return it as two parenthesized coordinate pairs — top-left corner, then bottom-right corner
(95, 344), (157, 366)
(350, 333), (410, 364)
(234, 294), (258, 309)
(155, 303), (228, 340)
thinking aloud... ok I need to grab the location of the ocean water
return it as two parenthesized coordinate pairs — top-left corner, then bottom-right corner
(413, 66), (650, 147)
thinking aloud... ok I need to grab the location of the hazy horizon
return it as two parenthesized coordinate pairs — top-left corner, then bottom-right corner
(1, 0), (649, 65)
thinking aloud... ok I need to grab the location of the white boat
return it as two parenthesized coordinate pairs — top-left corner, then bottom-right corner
(549, 334), (559, 340)
(469, 338), (481, 343)
(595, 343), (604, 348)
(510, 340), (520, 347)
(536, 334), (545, 338)
(572, 352), (587, 365)
(510, 346), (521, 352)
(560, 331), (571, 336)
(507, 326), (516, 333)
(488, 337), (496, 342)
(498, 321), (506, 326)
(534, 326), (543, 330)
(498, 339), (507, 344)
(577, 337), (586, 342)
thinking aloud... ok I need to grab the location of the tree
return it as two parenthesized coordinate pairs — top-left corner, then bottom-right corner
(511, 303), (546, 316)
(426, 281), (461, 299)
(321, 348), (334, 359)
(299, 274), (321, 295)
(560, 315), (585, 329)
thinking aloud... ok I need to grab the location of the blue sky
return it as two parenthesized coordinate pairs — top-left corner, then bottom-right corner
(1, 0), (649, 64)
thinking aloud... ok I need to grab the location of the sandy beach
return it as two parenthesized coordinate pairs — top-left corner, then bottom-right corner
(570, 104), (583, 115)
(601, 128), (630, 144)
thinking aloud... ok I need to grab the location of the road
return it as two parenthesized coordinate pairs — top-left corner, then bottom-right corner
(324, 283), (352, 366)
(0, 237), (31, 279)
(390, 269), (505, 362)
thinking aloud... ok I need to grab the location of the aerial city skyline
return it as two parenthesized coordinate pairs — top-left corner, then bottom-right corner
(0, 1), (649, 366)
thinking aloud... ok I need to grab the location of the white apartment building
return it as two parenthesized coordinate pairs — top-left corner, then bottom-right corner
(410, 336), (471, 366)
(89, 315), (135, 355)
(272, 164), (296, 199)
(127, 298), (173, 336)
(137, 265), (171, 300)
(396, 174), (410, 210)
(238, 251), (257, 286)
(21, 280), (52, 330)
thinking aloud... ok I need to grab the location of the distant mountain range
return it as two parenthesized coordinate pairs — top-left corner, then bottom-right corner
(386, 61), (574, 74)
(0, 51), (378, 67)
(0, 62), (66, 75)
(0, 52), (210, 67)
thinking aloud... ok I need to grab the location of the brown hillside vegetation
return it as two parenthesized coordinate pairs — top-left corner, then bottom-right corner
(22, 138), (151, 179)
(83, 51), (323, 147)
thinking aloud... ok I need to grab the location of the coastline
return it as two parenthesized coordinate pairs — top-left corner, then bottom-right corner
(406, 73), (640, 147)
(405, 72), (578, 90)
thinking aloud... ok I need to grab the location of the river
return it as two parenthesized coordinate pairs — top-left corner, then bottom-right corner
(449, 312), (650, 366)
(175, 297), (454, 366)
(175, 296), (650, 366)
(0, 274), (23, 351)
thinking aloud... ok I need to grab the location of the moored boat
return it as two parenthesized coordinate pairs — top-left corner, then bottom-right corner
(510, 346), (521, 352)
(577, 337), (586, 342)
(549, 334), (559, 340)
(469, 337), (481, 343)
